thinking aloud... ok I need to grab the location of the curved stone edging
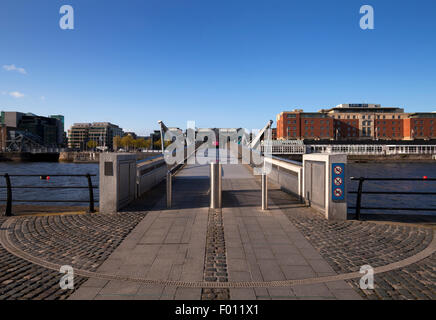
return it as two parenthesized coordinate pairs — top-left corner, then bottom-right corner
(1, 218), (435, 289)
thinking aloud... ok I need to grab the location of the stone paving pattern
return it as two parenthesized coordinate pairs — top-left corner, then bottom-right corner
(201, 208), (230, 300)
(265, 181), (436, 300)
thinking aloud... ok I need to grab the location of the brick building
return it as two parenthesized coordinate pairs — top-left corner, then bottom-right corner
(276, 110), (333, 140)
(276, 104), (436, 141)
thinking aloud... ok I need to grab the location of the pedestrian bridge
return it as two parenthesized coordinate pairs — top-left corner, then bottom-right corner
(99, 146), (347, 221)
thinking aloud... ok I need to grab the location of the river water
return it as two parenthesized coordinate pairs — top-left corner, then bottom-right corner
(0, 162), (99, 206)
(0, 161), (435, 215)
(347, 162), (436, 216)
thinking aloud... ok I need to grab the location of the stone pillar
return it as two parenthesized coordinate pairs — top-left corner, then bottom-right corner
(303, 153), (347, 220)
(99, 153), (136, 213)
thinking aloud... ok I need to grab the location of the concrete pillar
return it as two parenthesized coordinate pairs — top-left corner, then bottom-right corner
(303, 153), (347, 220)
(99, 153), (136, 213)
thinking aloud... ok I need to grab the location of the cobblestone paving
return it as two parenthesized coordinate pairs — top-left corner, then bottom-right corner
(202, 208), (230, 300)
(0, 181), (167, 300)
(269, 189), (436, 300)
(0, 212), (147, 300)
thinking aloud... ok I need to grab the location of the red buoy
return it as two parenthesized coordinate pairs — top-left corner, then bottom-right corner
(423, 176), (428, 180)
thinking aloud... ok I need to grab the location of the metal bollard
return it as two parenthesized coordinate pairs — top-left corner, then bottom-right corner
(166, 171), (172, 208)
(210, 163), (222, 209)
(261, 173), (268, 210)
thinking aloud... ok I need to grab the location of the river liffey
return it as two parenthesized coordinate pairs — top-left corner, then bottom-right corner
(0, 162), (99, 208)
(347, 162), (436, 216)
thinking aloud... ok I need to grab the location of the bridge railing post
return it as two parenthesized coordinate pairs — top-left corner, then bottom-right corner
(166, 170), (172, 208)
(261, 172), (268, 210)
(86, 173), (96, 213)
(355, 177), (364, 221)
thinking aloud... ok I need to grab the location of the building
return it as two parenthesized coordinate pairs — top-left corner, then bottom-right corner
(50, 115), (66, 146)
(271, 128), (277, 140)
(276, 104), (436, 141)
(324, 104), (406, 140)
(276, 110), (333, 140)
(124, 132), (137, 139)
(404, 113), (436, 140)
(0, 111), (65, 151)
(68, 122), (123, 151)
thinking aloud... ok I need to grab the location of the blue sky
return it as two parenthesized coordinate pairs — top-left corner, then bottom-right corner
(1, 0), (435, 135)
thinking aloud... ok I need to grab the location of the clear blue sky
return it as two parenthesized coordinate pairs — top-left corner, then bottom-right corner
(1, 0), (435, 135)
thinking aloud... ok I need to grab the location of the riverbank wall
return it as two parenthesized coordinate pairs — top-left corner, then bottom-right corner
(278, 154), (436, 163)
(59, 151), (162, 163)
(348, 154), (435, 163)
(0, 152), (59, 162)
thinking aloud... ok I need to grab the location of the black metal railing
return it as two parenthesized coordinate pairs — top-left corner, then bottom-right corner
(349, 177), (436, 220)
(0, 174), (98, 216)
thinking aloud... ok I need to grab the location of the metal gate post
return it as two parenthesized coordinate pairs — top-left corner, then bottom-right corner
(210, 163), (222, 209)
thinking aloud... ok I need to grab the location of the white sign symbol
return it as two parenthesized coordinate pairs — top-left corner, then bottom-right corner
(334, 188), (343, 197)
(334, 166), (342, 175)
(334, 177), (343, 186)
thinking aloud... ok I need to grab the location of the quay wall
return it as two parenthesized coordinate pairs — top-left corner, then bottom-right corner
(59, 151), (161, 163)
(0, 152), (59, 162)
(278, 154), (435, 163)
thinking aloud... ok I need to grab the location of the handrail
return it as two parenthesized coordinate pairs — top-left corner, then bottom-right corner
(271, 155), (302, 167)
(165, 146), (199, 208)
(348, 176), (436, 220)
(1, 174), (97, 216)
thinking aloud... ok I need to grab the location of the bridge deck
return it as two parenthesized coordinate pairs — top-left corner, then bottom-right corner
(69, 161), (360, 300)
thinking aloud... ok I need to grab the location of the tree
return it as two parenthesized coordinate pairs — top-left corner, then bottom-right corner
(154, 139), (172, 150)
(134, 138), (148, 150)
(87, 140), (97, 150)
(121, 135), (134, 151)
(113, 136), (122, 151)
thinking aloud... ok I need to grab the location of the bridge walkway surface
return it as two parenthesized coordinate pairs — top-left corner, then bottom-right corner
(69, 159), (361, 300)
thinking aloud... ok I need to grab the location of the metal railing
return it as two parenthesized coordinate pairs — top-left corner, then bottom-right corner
(349, 177), (436, 220)
(1, 174), (98, 216)
(165, 147), (198, 208)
